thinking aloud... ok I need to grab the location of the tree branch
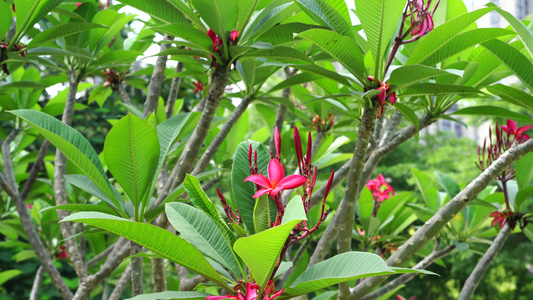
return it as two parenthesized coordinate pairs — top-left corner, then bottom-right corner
(166, 62), (185, 119)
(144, 34), (173, 118)
(361, 243), (456, 300)
(20, 140), (50, 201)
(192, 95), (250, 175)
(337, 103), (378, 299)
(29, 266), (44, 300)
(117, 82), (132, 105)
(175, 264), (208, 291)
(109, 265), (132, 300)
(458, 223), (512, 300)
(350, 138), (533, 299)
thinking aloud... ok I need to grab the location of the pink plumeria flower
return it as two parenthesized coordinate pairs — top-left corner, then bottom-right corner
(366, 174), (396, 202)
(207, 29), (223, 52)
(245, 158), (307, 198)
(229, 30), (239, 45)
(501, 119), (532, 142)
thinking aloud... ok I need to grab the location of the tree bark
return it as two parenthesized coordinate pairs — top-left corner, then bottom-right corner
(458, 223), (512, 300)
(109, 265), (132, 300)
(131, 242), (144, 296)
(144, 34), (173, 118)
(29, 266), (44, 300)
(337, 104), (378, 300)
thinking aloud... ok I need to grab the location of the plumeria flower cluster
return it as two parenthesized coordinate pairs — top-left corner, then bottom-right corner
(221, 127), (334, 244)
(311, 113), (335, 132)
(207, 280), (284, 300)
(367, 76), (397, 118)
(193, 81), (205, 94)
(408, 0), (437, 39)
(206, 29), (239, 68)
(0, 41), (27, 74)
(366, 174), (396, 217)
(478, 119), (531, 229)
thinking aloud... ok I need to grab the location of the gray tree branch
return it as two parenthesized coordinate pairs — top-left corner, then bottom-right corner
(109, 265), (132, 300)
(175, 264), (208, 291)
(350, 139), (533, 300)
(144, 34), (173, 118)
(29, 266), (44, 300)
(337, 104), (378, 300)
(458, 223), (512, 300)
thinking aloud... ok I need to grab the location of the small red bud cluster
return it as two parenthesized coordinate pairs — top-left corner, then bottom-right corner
(311, 112), (334, 132)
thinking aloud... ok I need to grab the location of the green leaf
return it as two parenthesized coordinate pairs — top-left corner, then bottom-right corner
(256, 22), (318, 46)
(389, 65), (462, 92)
(295, 0), (355, 41)
(233, 196), (306, 289)
(64, 174), (122, 208)
(184, 174), (236, 246)
(0, 269), (22, 286)
(292, 64), (351, 86)
(435, 172), (460, 198)
(27, 23), (106, 49)
(253, 195), (271, 233)
(231, 140), (271, 233)
(167, 0), (205, 30)
(399, 83), (481, 97)
(118, 0), (188, 24)
(390, 267), (438, 276)
(452, 106), (531, 124)
(97, 50), (141, 65)
(243, 0), (298, 42)
(153, 24), (213, 53)
(406, 28), (514, 66)
(14, 0), (62, 42)
(354, 0), (405, 79)
(281, 252), (396, 298)
(166, 203), (240, 276)
(61, 212), (230, 289)
(406, 7), (495, 65)
(481, 38), (533, 91)
(0, 1), (12, 41)
(126, 291), (211, 300)
(515, 186), (533, 211)
(191, 0), (238, 41)
(516, 153), (533, 190)
(9, 110), (122, 211)
(40, 204), (119, 216)
(297, 29), (367, 85)
(104, 114), (160, 213)
(493, 5), (533, 59)
(243, 46), (313, 63)
(267, 72), (323, 93)
(485, 84), (533, 111)
(393, 103), (419, 132)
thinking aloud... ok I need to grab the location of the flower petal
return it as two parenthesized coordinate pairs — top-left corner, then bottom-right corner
(206, 296), (239, 300)
(268, 158), (284, 186)
(278, 174), (307, 189)
(507, 119), (518, 133)
(244, 174), (272, 188)
(253, 188), (273, 198)
(516, 125), (533, 135)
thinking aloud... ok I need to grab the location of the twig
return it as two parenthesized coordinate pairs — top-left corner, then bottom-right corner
(350, 138), (533, 300)
(166, 62), (185, 119)
(88, 243), (116, 267)
(360, 243), (456, 300)
(458, 223), (512, 300)
(175, 264), (208, 291)
(117, 82), (132, 105)
(192, 95), (251, 175)
(109, 265), (132, 300)
(20, 140), (50, 200)
(29, 266), (44, 300)
(144, 34), (174, 118)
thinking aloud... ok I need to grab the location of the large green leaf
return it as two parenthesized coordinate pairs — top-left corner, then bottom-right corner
(452, 106), (531, 124)
(481, 38), (533, 91)
(242, 0), (298, 42)
(27, 23), (106, 49)
(0, 1), (12, 41)
(166, 202), (240, 276)
(389, 65), (464, 92)
(516, 153), (533, 190)
(126, 291), (210, 300)
(233, 196), (306, 289)
(280, 252), (397, 298)
(256, 22), (318, 46)
(153, 24), (213, 54)
(267, 72), (323, 93)
(41, 204), (119, 216)
(61, 212), (230, 289)
(167, 0), (205, 30)
(104, 114), (160, 214)
(354, 0), (405, 80)
(253, 195), (271, 233)
(295, 0), (355, 41)
(231, 140), (271, 233)
(393, 103), (419, 132)
(243, 46), (313, 63)
(297, 29), (367, 85)
(485, 84), (533, 112)
(191, 0), (238, 41)
(292, 64), (352, 86)
(493, 5), (533, 59)
(399, 83), (481, 97)
(118, 0), (188, 24)
(13, 0), (62, 42)
(64, 174), (122, 209)
(435, 172), (460, 199)
(406, 28), (514, 66)
(406, 7), (495, 65)
(9, 110), (122, 211)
